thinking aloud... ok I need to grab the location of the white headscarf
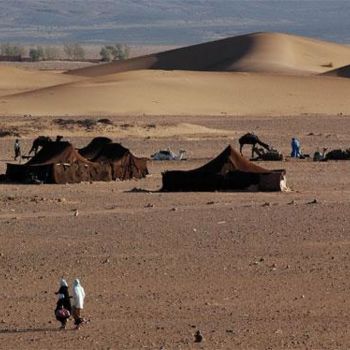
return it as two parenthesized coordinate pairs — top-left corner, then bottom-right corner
(72, 279), (86, 309)
(60, 278), (68, 287)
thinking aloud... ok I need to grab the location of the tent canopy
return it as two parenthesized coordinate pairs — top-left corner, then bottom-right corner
(162, 145), (286, 192)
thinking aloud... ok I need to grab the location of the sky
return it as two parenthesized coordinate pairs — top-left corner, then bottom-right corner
(0, 0), (349, 44)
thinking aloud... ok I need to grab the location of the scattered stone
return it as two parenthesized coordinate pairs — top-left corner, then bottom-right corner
(58, 198), (66, 203)
(193, 228), (197, 232)
(262, 202), (271, 207)
(145, 203), (154, 208)
(194, 330), (203, 343)
(288, 200), (296, 205)
(102, 258), (110, 264)
(307, 199), (318, 205)
(74, 209), (79, 217)
(206, 201), (215, 205)
(170, 207), (177, 211)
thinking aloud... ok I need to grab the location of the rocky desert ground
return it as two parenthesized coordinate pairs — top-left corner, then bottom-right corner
(1, 32), (350, 349)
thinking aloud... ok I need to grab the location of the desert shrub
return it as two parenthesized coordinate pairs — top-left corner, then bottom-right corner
(0, 42), (25, 57)
(53, 118), (97, 129)
(97, 118), (113, 125)
(44, 46), (60, 60)
(29, 46), (45, 61)
(63, 43), (85, 60)
(100, 44), (129, 62)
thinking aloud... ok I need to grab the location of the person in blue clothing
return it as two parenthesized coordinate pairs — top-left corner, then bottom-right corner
(291, 137), (301, 158)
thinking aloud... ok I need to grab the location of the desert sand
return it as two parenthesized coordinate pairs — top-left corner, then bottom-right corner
(1, 32), (350, 349)
(1, 32), (350, 117)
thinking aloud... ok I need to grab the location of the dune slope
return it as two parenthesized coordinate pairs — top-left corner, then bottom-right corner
(1, 70), (350, 117)
(322, 64), (350, 78)
(0, 65), (83, 97)
(67, 32), (350, 77)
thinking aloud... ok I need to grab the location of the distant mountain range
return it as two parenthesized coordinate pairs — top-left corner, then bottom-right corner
(0, 0), (349, 45)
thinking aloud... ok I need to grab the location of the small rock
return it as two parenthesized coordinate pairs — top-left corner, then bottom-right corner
(145, 203), (154, 208)
(262, 202), (271, 207)
(194, 330), (203, 343)
(170, 207), (177, 211)
(206, 201), (215, 205)
(193, 228), (197, 232)
(74, 209), (79, 216)
(288, 200), (296, 205)
(307, 199), (318, 205)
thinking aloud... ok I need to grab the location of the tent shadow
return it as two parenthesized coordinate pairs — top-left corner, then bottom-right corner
(0, 327), (69, 334)
(126, 188), (159, 193)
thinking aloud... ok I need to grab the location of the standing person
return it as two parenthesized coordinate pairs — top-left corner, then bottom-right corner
(14, 139), (21, 161)
(72, 279), (86, 329)
(291, 137), (301, 158)
(54, 278), (72, 330)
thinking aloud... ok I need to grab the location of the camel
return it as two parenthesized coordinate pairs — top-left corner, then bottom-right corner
(313, 148), (328, 161)
(239, 133), (270, 158)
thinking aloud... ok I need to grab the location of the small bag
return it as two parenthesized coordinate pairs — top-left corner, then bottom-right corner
(55, 307), (71, 319)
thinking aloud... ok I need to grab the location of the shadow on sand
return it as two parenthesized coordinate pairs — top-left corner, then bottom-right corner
(0, 327), (70, 334)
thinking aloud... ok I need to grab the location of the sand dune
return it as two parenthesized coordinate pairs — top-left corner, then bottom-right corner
(67, 32), (350, 77)
(0, 64), (82, 97)
(1, 32), (350, 117)
(322, 64), (350, 78)
(1, 69), (350, 117)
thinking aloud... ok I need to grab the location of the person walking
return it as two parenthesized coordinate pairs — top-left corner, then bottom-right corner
(14, 139), (21, 161)
(72, 279), (86, 329)
(54, 278), (72, 330)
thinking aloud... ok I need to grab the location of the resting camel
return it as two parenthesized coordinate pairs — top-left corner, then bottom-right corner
(28, 135), (64, 155)
(239, 133), (270, 158)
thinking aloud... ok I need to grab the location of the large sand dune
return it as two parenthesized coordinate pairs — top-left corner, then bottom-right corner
(1, 69), (350, 117)
(67, 32), (350, 77)
(1, 32), (350, 117)
(0, 65), (82, 97)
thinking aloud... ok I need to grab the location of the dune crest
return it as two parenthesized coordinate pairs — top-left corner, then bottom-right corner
(321, 64), (350, 78)
(67, 32), (350, 77)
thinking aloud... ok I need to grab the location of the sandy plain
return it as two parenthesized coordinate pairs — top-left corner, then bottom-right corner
(1, 32), (350, 349)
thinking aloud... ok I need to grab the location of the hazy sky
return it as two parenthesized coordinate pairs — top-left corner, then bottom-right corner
(0, 0), (349, 44)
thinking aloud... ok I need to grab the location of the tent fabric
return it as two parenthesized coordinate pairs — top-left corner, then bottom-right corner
(91, 143), (148, 180)
(162, 145), (286, 192)
(78, 137), (112, 160)
(6, 140), (148, 184)
(6, 142), (112, 184)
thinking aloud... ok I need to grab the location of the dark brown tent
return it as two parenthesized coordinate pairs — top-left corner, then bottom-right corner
(91, 143), (148, 180)
(162, 145), (286, 192)
(6, 142), (112, 184)
(78, 137), (112, 160)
